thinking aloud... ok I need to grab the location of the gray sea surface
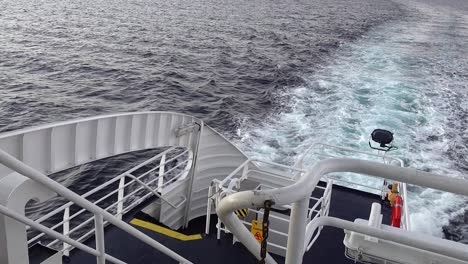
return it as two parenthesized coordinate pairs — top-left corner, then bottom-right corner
(0, 0), (401, 132)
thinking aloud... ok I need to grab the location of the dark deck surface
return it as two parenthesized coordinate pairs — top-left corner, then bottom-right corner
(66, 184), (392, 264)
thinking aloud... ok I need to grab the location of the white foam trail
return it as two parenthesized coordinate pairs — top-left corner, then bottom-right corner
(237, 1), (468, 238)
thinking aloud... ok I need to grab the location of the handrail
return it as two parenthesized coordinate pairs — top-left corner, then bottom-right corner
(220, 159), (303, 185)
(27, 147), (191, 248)
(295, 142), (404, 169)
(296, 142), (410, 230)
(46, 160), (190, 250)
(35, 148), (191, 251)
(29, 146), (179, 228)
(216, 158), (468, 264)
(0, 148), (192, 263)
(0, 204), (126, 264)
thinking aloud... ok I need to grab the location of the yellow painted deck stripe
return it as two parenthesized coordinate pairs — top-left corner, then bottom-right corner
(130, 219), (202, 241)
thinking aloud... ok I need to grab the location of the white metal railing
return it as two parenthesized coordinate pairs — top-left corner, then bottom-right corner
(295, 142), (410, 230)
(205, 159), (333, 255)
(206, 158), (305, 236)
(26, 146), (191, 254)
(295, 143), (404, 169)
(216, 158), (468, 264)
(305, 179), (332, 251)
(0, 147), (193, 264)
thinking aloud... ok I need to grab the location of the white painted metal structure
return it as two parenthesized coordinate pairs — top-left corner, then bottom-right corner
(206, 159), (333, 257)
(0, 112), (249, 264)
(296, 142), (410, 230)
(1, 111), (468, 264)
(216, 158), (468, 264)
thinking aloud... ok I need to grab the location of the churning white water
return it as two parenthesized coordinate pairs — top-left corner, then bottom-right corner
(238, 0), (468, 238)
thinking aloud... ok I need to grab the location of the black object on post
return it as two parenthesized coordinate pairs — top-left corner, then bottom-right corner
(369, 129), (397, 151)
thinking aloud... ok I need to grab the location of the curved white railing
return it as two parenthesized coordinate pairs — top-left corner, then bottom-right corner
(216, 158), (468, 264)
(295, 143), (404, 169)
(0, 147), (193, 263)
(295, 142), (410, 230)
(26, 147), (191, 254)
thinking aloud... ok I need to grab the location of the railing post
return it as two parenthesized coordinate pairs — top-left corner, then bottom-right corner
(158, 154), (166, 193)
(94, 214), (106, 264)
(205, 185), (213, 235)
(182, 122), (203, 228)
(241, 162), (249, 181)
(63, 206), (70, 256)
(285, 197), (309, 264)
(117, 177), (125, 220)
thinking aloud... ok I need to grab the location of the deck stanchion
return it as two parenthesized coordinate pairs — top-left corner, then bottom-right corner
(158, 154), (166, 193)
(63, 207), (71, 256)
(95, 214), (106, 264)
(117, 177), (125, 220)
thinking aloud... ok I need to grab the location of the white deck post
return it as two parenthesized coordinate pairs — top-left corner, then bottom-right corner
(285, 197), (309, 264)
(158, 154), (166, 193)
(63, 206), (71, 256)
(117, 176), (125, 220)
(95, 214), (106, 264)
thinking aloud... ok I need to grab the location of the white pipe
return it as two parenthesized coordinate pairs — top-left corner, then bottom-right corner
(216, 192), (278, 264)
(0, 149), (192, 264)
(216, 158), (468, 264)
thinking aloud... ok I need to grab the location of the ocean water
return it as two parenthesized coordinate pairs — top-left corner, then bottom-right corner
(239, 0), (468, 240)
(1, 0), (467, 244)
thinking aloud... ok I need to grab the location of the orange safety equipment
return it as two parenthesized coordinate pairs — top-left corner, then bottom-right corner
(391, 195), (403, 228)
(387, 182), (399, 207)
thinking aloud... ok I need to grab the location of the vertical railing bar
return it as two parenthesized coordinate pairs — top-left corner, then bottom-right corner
(95, 214), (106, 264)
(48, 127), (54, 173)
(117, 176), (125, 220)
(205, 185), (213, 235)
(63, 206), (70, 256)
(158, 153), (166, 193)
(47, 215), (96, 247)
